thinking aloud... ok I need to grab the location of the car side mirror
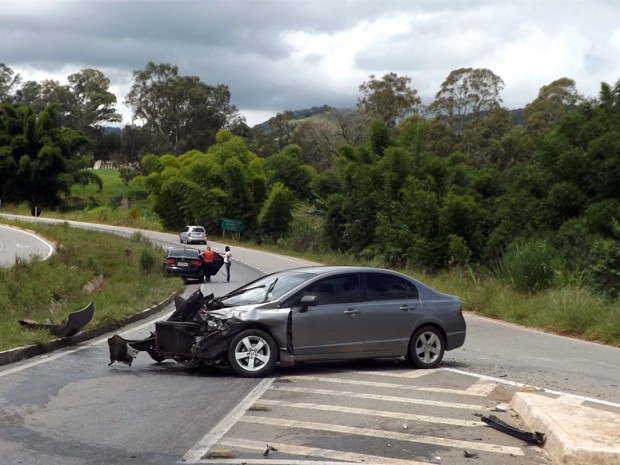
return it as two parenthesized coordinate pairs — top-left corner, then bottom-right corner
(299, 295), (319, 312)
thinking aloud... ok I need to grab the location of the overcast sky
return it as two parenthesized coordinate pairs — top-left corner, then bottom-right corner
(3, 0), (620, 127)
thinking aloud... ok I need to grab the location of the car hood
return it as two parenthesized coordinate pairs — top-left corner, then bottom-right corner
(208, 301), (287, 321)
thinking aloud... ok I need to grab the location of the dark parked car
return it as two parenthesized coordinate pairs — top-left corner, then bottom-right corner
(179, 225), (207, 244)
(109, 266), (466, 377)
(163, 247), (204, 282)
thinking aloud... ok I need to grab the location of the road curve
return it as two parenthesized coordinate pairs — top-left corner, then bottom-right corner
(0, 223), (55, 268)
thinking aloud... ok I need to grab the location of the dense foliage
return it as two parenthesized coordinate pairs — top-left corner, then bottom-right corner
(2, 61), (620, 302)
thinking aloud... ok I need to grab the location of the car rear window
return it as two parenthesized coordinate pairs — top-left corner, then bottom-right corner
(191, 227), (205, 233)
(167, 248), (199, 259)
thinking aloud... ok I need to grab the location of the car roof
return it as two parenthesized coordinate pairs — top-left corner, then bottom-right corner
(278, 265), (404, 276)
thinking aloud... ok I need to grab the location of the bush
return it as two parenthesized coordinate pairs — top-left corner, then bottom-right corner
(495, 238), (559, 293)
(139, 248), (159, 274)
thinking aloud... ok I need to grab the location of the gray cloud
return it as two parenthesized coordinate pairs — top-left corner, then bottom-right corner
(2, 0), (620, 126)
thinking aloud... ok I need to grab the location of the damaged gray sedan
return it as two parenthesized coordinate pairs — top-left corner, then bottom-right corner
(107, 266), (466, 378)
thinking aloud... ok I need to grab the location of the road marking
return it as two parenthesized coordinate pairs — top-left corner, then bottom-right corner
(281, 375), (489, 397)
(466, 380), (499, 396)
(181, 377), (276, 463)
(444, 367), (620, 409)
(239, 416), (524, 455)
(0, 224), (54, 260)
(272, 386), (483, 410)
(257, 399), (481, 426)
(213, 438), (432, 465)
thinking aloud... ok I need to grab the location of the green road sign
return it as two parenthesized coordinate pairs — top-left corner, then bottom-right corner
(222, 218), (244, 231)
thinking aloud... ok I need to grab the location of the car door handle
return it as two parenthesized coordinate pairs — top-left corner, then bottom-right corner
(343, 308), (361, 315)
(399, 305), (417, 312)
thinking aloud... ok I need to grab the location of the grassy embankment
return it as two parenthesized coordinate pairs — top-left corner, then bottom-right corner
(0, 220), (181, 351)
(2, 169), (619, 349)
(0, 170), (176, 352)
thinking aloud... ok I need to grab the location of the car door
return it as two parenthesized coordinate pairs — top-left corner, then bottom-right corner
(359, 271), (422, 354)
(290, 273), (367, 357)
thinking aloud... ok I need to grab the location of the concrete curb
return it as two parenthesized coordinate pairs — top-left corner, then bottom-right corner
(0, 291), (179, 366)
(511, 392), (620, 465)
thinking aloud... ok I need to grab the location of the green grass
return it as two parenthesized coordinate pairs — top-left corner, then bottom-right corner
(0, 219), (181, 351)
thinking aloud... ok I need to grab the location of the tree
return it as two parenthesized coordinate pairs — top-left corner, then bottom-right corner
(523, 78), (581, 137)
(258, 182), (295, 241)
(292, 109), (370, 172)
(66, 68), (121, 133)
(357, 73), (421, 127)
(16, 79), (74, 121)
(0, 64), (21, 103)
(0, 103), (91, 206)
(263, 144), (314, 200)
(429, 68), (505, 131)
(125, 62), (242, 154)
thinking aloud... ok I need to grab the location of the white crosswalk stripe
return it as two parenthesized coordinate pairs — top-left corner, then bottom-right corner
(271, 385), (482, 410)
(254, 398), (481, 426)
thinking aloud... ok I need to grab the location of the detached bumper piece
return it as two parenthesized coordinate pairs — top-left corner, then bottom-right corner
(18, 301), (94, 338)
(480, 414), (545, 445)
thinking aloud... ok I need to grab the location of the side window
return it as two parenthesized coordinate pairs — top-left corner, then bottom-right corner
(303, 273), (360, 305)
(406, 280), (419, 299)
(365, 273), (408, 301)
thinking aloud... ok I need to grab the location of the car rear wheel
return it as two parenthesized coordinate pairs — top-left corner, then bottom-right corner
(228, 329), (277, 378)
(408, 326), (445, 369)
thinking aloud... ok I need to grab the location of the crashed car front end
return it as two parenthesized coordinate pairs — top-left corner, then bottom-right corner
(107, 289), (291, 370)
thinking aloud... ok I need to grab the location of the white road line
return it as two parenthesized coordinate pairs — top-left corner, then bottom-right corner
(181, 377), (276, 463)
(282, 375), (488, 396)
(257, 399), (481, 427)
(354, 369), (436, 379)
(0, 224), (55, 260)
(213, 437), (432, 465)
(444, 367), (620, 409)
(272, 386), (484, 410)
(466, 380), (499, 396)
(239, 416), (524, 456)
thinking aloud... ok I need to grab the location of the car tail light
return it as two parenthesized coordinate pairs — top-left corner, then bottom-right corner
(165, 258), (175, 264)
(191, 259), (202, 266)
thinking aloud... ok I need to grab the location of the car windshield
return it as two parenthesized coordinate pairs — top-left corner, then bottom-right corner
(218, 271), (314, 306)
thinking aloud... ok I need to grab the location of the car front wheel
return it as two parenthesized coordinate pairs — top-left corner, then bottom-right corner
(408, 326), (445, 369)
(228, 329), (277, 378)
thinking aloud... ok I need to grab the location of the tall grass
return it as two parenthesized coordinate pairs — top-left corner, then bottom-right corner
(0, 220), (181, 351)
(494, 238), (558, 293)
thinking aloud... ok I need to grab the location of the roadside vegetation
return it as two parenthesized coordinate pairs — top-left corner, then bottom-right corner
(0, 219), (180, 351)
(2, 64), (620, 350)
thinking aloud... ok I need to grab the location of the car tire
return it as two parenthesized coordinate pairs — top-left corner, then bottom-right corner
(408, 326), (445, 369)
(227, 329), (277, 378)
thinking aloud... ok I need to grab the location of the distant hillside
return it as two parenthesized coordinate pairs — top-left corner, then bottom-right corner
(253, 105), (337, 132)
(254, 105), (526, 132)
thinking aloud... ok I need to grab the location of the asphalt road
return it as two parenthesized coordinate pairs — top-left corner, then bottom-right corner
(0, 223), (54, 268)
(0, 214), (618, 464)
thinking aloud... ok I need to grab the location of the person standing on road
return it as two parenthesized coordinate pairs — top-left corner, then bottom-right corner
(201, 246), (214, 282)
(223, 246), (232, 282)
